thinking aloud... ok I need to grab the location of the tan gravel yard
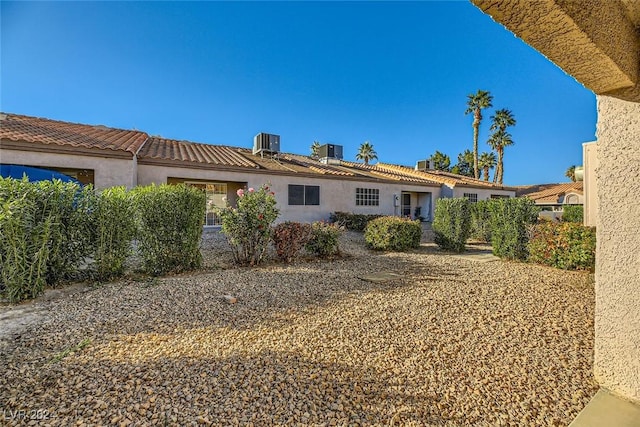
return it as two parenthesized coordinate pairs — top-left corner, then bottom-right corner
(0, 232), (597, 426)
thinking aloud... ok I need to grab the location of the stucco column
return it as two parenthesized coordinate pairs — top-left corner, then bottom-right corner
(594, 95), (640, 402)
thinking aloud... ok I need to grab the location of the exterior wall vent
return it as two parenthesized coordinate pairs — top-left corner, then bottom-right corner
(415, 159), (433, 171)
(253, 133), (281, 156)
(318, 144), (343, 161)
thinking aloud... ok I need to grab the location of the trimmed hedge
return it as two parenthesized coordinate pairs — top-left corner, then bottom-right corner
(528, 221), (596, 270)
(133, 184), (206, 275)
(489, 198), (539, 260)
(272, 221), (312, 262)
(94, 187), (136, 281)
(432, 198), (471, 252)
(469, 199), (494, 243)
(330, 211), (383, 231)
(306, 221), (341, 257)
(364, 216), (421, 251)
(562, 205), (584, 223)
(1, 178), (212, 301)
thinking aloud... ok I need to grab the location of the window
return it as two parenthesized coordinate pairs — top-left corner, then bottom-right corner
(288, 184), (320, 205)
(464, 193), (478, 203)
(490, 194), (510, 199)
(355, 188), (379, 206)
(186, 182), (227, 226)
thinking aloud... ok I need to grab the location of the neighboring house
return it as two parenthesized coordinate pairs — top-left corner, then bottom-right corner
(1, 112), (516, 225)
(517, 182), (584, 220)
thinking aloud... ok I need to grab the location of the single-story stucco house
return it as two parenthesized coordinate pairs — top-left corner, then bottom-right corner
(517, 182), (584, 220)
(0, 112), (516, 225)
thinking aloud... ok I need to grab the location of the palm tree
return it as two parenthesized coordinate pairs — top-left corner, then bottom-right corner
(430, 150), (451, 171)
(488, 109), (516, 184)
(565, 165), (577, 182)
(310, 141), (321, 158)
(487, 130), (514, 184)
(356, 141), (378, 165)
(465, 90), (493, 179)
(478, 151), (497, 182)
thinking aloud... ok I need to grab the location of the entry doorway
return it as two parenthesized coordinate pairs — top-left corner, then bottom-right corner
(401, 192), (411, 217)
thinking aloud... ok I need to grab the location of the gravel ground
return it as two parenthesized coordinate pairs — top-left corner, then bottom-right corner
(0, 231), (597, 426)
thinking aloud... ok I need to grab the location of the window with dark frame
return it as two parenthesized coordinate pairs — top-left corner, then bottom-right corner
(288, 184), (320, 205)
(464, 193), (478, 203)
(355, 188), (380, 206)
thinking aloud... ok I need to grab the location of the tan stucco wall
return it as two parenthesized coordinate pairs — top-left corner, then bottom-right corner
(471, 0), (640, 102)
(583, 141), (599, 227)
(594, 95), (640, 402)
(0, 147), (136, 189)
(138, 164), (441, 223)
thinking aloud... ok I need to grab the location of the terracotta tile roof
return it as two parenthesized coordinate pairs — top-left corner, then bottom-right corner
(521, 182), (583, 204)
(372, 163), (515, 189)
(339, 161), (441, 185)
(0, 112), (511, 191)
(139, 137), (260, 168)
(277, 153), (355, 176)
(0, 113), (148, 154)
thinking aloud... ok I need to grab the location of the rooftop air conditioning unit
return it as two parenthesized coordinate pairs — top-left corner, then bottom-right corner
(318, 144), (343, 160)
(253, 133), (281, 155)
(415, 159), (433, 171)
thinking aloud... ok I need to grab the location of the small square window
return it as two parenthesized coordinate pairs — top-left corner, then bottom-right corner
(464, 193), (478, 203)
(356, 188), (379, 206)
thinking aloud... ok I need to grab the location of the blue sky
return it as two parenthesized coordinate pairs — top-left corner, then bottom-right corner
(1, 1), (596, 185)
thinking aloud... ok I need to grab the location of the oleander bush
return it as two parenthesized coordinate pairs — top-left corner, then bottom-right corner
(306, 221), (341, 257)
(489, 197), (539, 261)
(469, 199), (494, 243)
(0, 178), (96, 301)
(134, 184), (206, 275)
(528, 221), (596, 270)
(364, 216), (421, 251)
(329, 211), (383, 231)
(0, 194), (54, 302)
(272, 221), (313, 263)
(94, 186), (136, 281)
(562, 205), (584, 223)
(432, 198), (471, 252)
(220, 185), (279, 266)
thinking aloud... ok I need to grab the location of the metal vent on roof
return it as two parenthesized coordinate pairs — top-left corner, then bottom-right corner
(415, 159), (433, 171)
(253, 133), (280, 156)
(318, 144), (343, 164)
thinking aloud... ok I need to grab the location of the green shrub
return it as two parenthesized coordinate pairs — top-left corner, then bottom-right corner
(0, 195), (53, 302)
(364, 216), (421, 251)
(528, 221), (596, 270)
(330, 211), (383, 231)
(470, 199), (494, 242)
(489, 198), (539, 260)
(94, 187), (136, 280)
(0, 178), (96, 288)
(220, 185), (279, 266)
(432, 198), (471, 252)
(133, 184), (206, 275)
(306, 221), (341, 257)
(562, 205), (584, 223)
(272, 221), (312, 262)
